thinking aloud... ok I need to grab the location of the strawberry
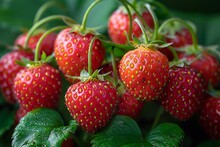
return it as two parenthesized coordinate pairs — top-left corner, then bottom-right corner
(14, 107), (27, 125)
(13, 64), (62, 112)
(160, 65), (206, 120)
(65, 79), (120, 133)
(119, 46), (169, 101)
(108, 6), (153, 44)
(54, 28), (105, 83)
(165, 28), (192, 48)
(199, 96), (220, 139)
(178, 52), (220, 87)
(61, 138), (75, 147)
(0, 50), (34, 104)
(14, 32), (57, 56)
(117, 91), (144, 119)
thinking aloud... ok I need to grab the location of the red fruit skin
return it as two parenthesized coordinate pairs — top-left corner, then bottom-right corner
(160, 66), (206, 120)
(65, 80), (120, 133)
(108, 7), (153, 44)
(54, 28), (105, 83)
(14, 32), (57, 56)
(119, 46), (169, 101)
(13, 64), (62, 112)
(0, 50), (34, 104)
(14, 107), (27, 125)
(117, 91), (144, 119)
(179, 52), (220, 87)
(61, 138), (74, 147)
(199, 97), (220, 139)
(165, 28), (193, 48)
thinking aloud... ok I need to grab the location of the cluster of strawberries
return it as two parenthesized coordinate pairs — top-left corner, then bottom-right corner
(0, 0), (219, 142)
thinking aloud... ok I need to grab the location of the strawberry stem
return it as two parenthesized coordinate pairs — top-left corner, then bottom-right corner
(34, 26), (68, 62)
(134, 18), (148, 44)
(145, 4), (159, 40)
(33, 1), (65, 24)
(119, 0), (132, 42)
(110, 48), (119, 86)
(88, 35), (101, 76)
(151, 106), (164, 130)
(101, 39), (134, 51)
(80, 0), (102, 33)
(158, 18), (200, 52)
(24, 15), (75, 49)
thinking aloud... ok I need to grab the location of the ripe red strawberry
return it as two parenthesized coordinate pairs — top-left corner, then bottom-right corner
(117, 91), (144, 119)
(165, 28), (192, 48)
(65, 79), (120, 133)
(13, 64), (62, 112)
(179, 52), (220, 87)
(54, 28), (105, 83)
(0, 50), (34, 104)
(199, 96), (220, 139)
(14, 32), (57, 56)
(160, 66), (206, 120)
(119, 46), (169, 101)
(108, 6), (154, 44)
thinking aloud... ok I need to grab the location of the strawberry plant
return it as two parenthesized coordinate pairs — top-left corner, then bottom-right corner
(0, 0), (220, 147)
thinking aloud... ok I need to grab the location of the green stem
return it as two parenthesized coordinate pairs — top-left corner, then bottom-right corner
(24, 15), (75, 48)
(169, 46), (179, 62)
(34, 26), (68, 61)
(101, 39), (134, 50)
(151, 106), (164, 130)
(110, 48), (119, 86)
(33, 1), (65, 24)
(158, 18), (199, 51)
(88, 35), (101, 76)
(134, 18), (148, 44)
(124, 0), (148, 28)
(80, 0), (102, 32)
(119, 0), (132, 41)
(145, 4), (159, 40)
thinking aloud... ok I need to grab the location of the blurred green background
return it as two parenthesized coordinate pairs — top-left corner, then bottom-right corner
(0, 0), (220, 146)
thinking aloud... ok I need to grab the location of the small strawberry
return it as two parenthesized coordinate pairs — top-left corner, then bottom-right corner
(119, 45), (169, 101)
(13, 64), (62, 112)
(199, 96), (220, 139)
(14, 32), (57, 56)
(0, 50), (34, 104)
(117, 91), (144, 119)
(179, 51), (220, 87)
(160, 65), (206, 120)
(108, 6), (153, 44)
(14, 107), (27, 125)
(61, 138), (75, 147)
(165, 28), (192, 48)
(65, 79), (120, 133)
(54, 28), (105, 83)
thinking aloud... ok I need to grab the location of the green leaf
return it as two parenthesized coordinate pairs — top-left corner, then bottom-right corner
(0, 108), (15, 137)
(92, 115), (151, 147)
(47, 120), (78, 147)
(12, 108), (64, 147)
(146, 123), (184, 147)
(41, 51), (47, 61)
(197, 140), (220, 147)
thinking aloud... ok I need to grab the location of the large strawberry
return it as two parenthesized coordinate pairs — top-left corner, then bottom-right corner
(108, 6), (153, 44)
(0, 50), (34, 104)
(119, 45), (169, 101)
(65, 79), (120, 133)
(179, 51), (220, 87)
(54, 28), (105, 83)
(199, 96), (220, 139)
(14, 32), (57, 56)
(160, 65), (206, 120)
(13, 64), (62, 112)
